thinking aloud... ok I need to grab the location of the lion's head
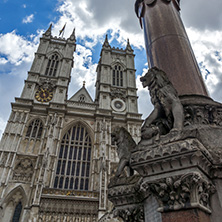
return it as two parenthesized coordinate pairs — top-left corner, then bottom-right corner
(140, 67), (172, 89)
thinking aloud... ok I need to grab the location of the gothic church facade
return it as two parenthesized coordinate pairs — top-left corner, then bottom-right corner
(0, 26), (142, 221)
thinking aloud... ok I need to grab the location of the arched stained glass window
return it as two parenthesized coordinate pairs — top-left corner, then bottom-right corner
(26, 119), (43, 139)
(54, 123), (92, 190)
(45, 54), (59, 76)
(112, 65), (123, 87)
(12, 201), (22, 222)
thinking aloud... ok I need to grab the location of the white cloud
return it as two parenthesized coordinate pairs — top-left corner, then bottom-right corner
(22, 14), (34, 24)
(0, 31), (38, 65)
(0, 58), (7, 65)
(136, 69), (153, 119)
(186, 28), (222, 102)
(52, 0), (144, 49)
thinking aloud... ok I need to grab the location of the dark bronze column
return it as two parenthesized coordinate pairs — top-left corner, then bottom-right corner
(135, 0), (208, 96)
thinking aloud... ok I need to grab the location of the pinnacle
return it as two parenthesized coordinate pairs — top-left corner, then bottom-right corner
(126, 38), (133, 52)
(102, 34), (111, 48)
(43, 23), (52, 37)
(68, 28), (76, 42)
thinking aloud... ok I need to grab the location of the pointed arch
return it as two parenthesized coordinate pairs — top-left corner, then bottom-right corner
(1, 186), (27, 222)
(54, 121), (94, 191)
(46, 49), (63, 61)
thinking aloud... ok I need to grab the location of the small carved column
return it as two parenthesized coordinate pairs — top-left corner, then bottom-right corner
(135, 0), (208, 96)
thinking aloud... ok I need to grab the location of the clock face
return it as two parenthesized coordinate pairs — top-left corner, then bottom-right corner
(35, 88), (53, 103)
(114, 101), (123, 109)
(111, 98), (126, 112)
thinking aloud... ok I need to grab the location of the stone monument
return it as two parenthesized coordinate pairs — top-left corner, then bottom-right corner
(108, 1), (222, 222)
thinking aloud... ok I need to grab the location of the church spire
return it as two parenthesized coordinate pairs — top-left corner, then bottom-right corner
(102, 34), (111, 49)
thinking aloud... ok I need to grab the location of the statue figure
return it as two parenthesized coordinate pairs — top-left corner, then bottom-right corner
(140, 67), (184, 141)
(111, 127), (136, 177)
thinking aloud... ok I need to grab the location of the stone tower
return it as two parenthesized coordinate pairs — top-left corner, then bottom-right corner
(95, 35), (139, 118)
(0, 26), (141, 222)
(108, 1), (222, 222)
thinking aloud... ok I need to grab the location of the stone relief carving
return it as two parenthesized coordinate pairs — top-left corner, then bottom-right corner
(38, 78), (56, 90)
(141, 172), (215, 212)
(13, 158), (34, 182)
(140, 67), (184, 143)
(111, 127), (136, 177)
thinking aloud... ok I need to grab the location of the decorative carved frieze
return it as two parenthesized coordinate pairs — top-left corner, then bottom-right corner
(132, 138), (212, 166)
(183, 104), (222, 127)
(39, 197), (99, 222)
(141, 172), (215, 213)
(42, 188), (99, 199)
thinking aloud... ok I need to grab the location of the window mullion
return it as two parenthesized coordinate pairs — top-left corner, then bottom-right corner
(63, 128), (72, 189)
(80, 127), (86, 189)
(77, 126), (82, 189)
(73, 125), (79, 188)
(68, 127), (74, 188)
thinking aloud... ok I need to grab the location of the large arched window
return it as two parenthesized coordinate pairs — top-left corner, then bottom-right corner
(54, 123), (92, 191)
(112, 65), (123, 87)
(26, 119), (43, 139)
(45, 53), (59, 76)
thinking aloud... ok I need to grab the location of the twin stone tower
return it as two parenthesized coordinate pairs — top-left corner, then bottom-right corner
(1, 0), (222, 222)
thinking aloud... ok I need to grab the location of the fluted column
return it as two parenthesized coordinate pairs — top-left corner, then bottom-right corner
(135, 0), (208, 96)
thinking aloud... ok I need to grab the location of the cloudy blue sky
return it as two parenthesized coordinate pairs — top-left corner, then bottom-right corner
(0, 0), (222, 137)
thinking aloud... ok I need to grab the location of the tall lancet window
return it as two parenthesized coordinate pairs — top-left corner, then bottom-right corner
(54, 123), (92, 191)
(12, 201), (22, 222)
(112, 65), (123, 87)
(45, 53), (59, 76)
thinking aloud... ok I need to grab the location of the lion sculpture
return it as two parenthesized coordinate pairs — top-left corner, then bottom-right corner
(140, 67), (184, 140)
(111, 127), (136, 177)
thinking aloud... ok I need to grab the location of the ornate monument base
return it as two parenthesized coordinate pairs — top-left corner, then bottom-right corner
(108, 68), (222, 222)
